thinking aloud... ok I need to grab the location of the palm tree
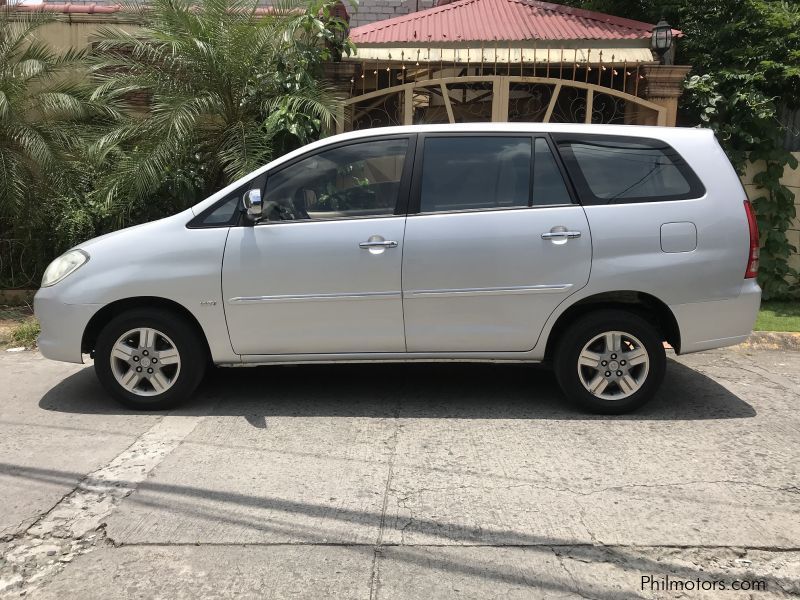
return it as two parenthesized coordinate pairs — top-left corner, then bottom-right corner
(0, 11), (110, 223)
(90, 0), (346, 220)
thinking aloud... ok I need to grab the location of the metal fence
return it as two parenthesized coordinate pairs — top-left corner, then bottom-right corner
(0, 239), (47, 290)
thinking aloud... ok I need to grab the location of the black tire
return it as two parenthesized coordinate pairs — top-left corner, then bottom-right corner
(554, 309), (666, 414)
(94, 308), (207, 410)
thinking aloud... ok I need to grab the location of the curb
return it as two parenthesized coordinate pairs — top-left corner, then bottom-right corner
(738, 331), (800, 351)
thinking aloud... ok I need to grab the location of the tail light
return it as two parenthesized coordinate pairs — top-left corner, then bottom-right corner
(744, 200), (759, 279)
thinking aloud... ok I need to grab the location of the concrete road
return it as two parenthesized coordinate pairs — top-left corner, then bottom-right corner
(0, 348), (798, 599)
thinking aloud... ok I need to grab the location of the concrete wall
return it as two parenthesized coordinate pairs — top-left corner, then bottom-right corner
(26, 2), (421, 44)
(33, 20), (137, 53)
(349, 0), (436, 27)
(742, 152), (800, 273)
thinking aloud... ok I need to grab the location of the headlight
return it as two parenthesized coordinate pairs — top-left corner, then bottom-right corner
(41, 249), (89, 287)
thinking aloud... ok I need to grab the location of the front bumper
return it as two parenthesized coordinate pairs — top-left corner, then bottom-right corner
(34, 288), (101, 364)
(671, 280), (762, 355)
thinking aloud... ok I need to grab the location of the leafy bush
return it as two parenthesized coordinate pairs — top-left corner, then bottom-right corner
(679, 0), (800, 299)
(0, 0), (350, 287)
(0, 12), (123, 285)
(87, 0), (345, 226)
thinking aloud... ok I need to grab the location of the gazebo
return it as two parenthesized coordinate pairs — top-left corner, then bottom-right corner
(330, 0), (690, 132)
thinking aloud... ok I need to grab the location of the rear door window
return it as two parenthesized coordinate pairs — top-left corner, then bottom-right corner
(553, 134), (704, 204)
(418, 136), (531, 213)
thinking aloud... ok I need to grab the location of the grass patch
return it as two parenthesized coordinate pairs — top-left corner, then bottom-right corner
(0, 305), (36, 348)
(755, 301), (800, 332)
(10, 318), (40, 348)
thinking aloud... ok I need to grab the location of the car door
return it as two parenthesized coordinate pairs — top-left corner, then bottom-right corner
(222, 135), (414, 355)
(402, 134), (591, 352)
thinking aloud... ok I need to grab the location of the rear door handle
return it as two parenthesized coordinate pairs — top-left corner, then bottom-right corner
(541, 231), (581, 240)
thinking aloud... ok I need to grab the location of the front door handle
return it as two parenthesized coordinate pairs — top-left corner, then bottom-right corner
(359, 235), (398, 255)
(541, 230), (581, 240)
(359, 240), (398, 249)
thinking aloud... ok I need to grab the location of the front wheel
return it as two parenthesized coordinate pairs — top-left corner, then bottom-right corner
(94, 309), (207, 410)
(554, 310), (666, 414)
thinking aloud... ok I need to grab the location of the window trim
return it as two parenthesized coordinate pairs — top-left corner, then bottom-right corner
(407, 132), (577, 217)
(551, 133), (706, 206)
(186, 175), (266, 229)
(256, 133), (417, 226)
(534, 135), (580, 207)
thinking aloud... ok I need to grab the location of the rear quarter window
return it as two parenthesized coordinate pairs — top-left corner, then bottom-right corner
(553, 134), (705, 205)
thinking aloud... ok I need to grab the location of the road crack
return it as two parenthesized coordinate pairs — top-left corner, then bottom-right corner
(553, 550), (599, 600)
(392, 479), (797, 501)
(368, 400), (403, 600)
(0, 411), (211, 598)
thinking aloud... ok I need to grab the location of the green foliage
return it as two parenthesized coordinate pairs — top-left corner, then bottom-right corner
(0, 13), (118, 221)
(0, 0), (352, 287)
(558, 0), (683, 26)
(10, 317), (40, 348)
(678, 0), (800, 105)
(679, 0), (800, 299)
(297, 0), (356, 62)
(0, 11), (124, 284)
(87, 0), (345, 225)
(0, 13), (80, 222)
(755, 300), (800, 331)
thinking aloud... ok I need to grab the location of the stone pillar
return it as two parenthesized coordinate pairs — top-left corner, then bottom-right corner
(639, 64), (692, 127)
(322, 62), (359, 134)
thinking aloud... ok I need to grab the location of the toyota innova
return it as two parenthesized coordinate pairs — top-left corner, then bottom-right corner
(34, 124), (761, 413)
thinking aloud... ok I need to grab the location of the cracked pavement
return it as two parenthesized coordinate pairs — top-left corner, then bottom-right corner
(0, 346), (798, 599)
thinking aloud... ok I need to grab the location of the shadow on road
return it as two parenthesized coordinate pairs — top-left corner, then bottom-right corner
(39, 357), (755, 422)
(1, 459), (794, 600)
(19, 358), (771, 599)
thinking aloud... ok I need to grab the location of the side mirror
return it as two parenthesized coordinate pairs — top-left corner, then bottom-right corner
(242, 189), (263, 220)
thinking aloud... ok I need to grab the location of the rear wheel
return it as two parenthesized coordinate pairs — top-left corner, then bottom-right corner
(94, 309), (206, 410)
(554, 310), (666, 414)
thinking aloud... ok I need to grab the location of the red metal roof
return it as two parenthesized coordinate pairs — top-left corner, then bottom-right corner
(350, 0), (676, 44)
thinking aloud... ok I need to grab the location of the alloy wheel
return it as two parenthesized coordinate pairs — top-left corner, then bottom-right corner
(576, 330), (650, 400)
(110, 327), (181, 396)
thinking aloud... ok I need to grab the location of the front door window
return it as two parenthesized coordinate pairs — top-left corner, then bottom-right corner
(264, 138), (409, 221)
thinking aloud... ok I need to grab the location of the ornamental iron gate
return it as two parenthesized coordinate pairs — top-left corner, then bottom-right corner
(339, 76), (666, 133)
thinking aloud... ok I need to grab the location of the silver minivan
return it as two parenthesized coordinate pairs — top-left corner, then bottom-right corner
(34, 123), (761, 413)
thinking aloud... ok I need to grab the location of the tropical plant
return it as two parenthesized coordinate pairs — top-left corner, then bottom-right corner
(0, 11), (125, 287)
(0, 11), (111, 224)
(89, 0), (348, 224)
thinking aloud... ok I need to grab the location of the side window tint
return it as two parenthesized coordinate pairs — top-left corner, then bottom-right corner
(533, 138), (572, 206)
(264, 139), (408, 221)
(200, 195), (241, 226)
(420, 137), (531, 212)
(555, 135), (703, 204)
